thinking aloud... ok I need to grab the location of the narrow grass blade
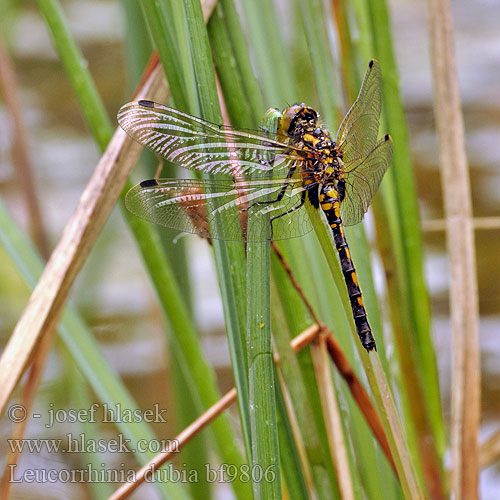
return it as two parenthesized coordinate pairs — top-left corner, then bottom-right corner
(121, 0), (153, 86)
(151, 1), (251, 452)
(211, 0), (265, 121)
(245, 109), (280, 500)
(67, 364), (114, 500)
(246, 230), (281, 499)
(297, 0), (339, 125)
(0, 40), (49, 258)
(36, 0), (112, 145)
(236, 2), (361, 496)
(207, 2), (263, 127)
(207, 6), (343, 496)
(139, 0), (192, 111)
(238, 0), (297, 106)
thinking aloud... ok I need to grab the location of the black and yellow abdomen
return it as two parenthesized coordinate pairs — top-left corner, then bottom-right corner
(319, 182), (376, 351)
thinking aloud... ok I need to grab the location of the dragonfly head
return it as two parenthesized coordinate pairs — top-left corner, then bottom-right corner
(279, 104), (319, 140)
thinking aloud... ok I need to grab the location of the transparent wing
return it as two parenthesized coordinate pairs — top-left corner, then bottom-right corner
(341, 135), (393, 226)
(118, 101), (299, 177)
(125, 178), (313, 242)
(336, 60), (382, 163)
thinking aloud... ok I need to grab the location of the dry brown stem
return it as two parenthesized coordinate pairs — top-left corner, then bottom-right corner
(427, 0), (481, 498)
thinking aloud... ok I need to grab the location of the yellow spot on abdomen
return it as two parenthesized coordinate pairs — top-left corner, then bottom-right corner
(351, 272), (359, 287)
(333, 201), (340, 217)
(345, 247), (351, 260)
(357, 296), (364, 306)
(321, 202), (333, 210)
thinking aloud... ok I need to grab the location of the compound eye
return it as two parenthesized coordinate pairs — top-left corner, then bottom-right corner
(280, 105), (303, 135)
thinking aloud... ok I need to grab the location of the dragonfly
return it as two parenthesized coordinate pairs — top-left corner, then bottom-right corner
(118, 59), (392, 351)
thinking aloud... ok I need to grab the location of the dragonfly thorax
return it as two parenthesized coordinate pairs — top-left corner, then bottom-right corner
(280, 106), (342, 182)
(279, 104), (339, 170)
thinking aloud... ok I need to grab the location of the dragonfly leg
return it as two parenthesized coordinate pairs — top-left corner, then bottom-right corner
(246, 165), (297, 213)
(269, 189), (306, 239)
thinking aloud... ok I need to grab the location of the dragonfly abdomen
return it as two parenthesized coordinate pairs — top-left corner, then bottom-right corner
(319, 183), (376, 351)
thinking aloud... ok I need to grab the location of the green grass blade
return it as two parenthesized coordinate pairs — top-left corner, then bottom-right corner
(245, 110), (281, 500)
(234, 2), (360, 496)
(306, 203), (424, 498)
(213, 0), (265, 120)
(35, 0), (113, 144)
(287, 14), (407, 491)
(121, 0), (153, 86)
(138, 1), (190, 111)
(207, 2), (263, 127)
(269, 287), (313, 499)
(207, 7), (339, 495)
(246, 229), (281, 499)
(123, 205), (250, 500)
(295, 0), (436, 494)
(296, 0), (339, 125)
(238, 0), (297, 106)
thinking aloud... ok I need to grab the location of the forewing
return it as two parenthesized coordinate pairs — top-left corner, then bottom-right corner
(340, 135), (393, 226)
(335, 60), (382, 163)
(125, 178), (312, 241)
(118, 101), (297, 177)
